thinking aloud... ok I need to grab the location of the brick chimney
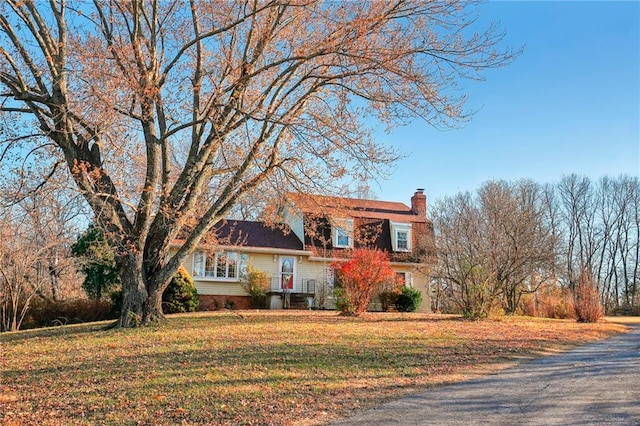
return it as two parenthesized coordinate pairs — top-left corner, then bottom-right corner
(411, 188), (427, 218)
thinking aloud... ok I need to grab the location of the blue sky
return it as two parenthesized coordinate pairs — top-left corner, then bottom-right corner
(372, 1), (639, 206)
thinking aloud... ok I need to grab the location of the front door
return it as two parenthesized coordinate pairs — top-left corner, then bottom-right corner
(279, 256), (295, 292)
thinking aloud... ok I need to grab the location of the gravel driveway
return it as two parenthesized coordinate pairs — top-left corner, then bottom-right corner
(334, 325), (640, 426)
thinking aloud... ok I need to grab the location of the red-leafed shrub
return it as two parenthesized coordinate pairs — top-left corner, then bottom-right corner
(331, 248), (395, 315)
(574, 270), (603, 323)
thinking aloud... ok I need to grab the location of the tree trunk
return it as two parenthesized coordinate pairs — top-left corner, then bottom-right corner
(48, 248), (60, 301)
(142, 284), (165, 325)
(117, 253), (148, 328)
(116, 251), (172, 327)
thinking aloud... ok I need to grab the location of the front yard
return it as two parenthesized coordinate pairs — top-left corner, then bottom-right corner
(0, 311), (629, 425)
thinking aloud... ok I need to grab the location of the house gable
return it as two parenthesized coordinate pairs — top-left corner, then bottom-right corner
(283, 191), (434, 262)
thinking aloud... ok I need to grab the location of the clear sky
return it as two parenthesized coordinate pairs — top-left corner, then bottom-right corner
(372, 1), (640, 207)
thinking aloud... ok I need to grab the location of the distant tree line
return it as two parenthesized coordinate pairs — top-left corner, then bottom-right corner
(431, 175), (639, 318)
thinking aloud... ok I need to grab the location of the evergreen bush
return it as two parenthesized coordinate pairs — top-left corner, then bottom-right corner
(163, 266), (199, 314)
(395, 287), (423, 312)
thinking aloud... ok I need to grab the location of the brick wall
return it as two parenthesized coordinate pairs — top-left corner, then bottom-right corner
(198, 295), (252, 310)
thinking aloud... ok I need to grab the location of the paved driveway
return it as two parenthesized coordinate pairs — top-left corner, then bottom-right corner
(334, 326), (640, 425)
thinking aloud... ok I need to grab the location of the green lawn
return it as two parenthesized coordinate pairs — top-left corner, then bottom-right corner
(0, 311), (629, 425)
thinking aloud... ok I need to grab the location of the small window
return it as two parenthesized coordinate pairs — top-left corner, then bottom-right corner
(238, 253), (249, 280)
(326, 266), (335, 290)
(390, 222), (412, 252)
(336, 228), (350, 247)
(205, 254), (216, 276)
(332, 218), (353, 248)
(216, 252), (228, 278)
(397, 231), (408, 251)
(193, 251), (205, 277)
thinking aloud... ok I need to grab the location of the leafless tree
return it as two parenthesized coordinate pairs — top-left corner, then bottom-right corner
(0, 128), (85, 331)
(557, 175), (599, 289)
(481, 181), (557, 313)
(555, 175), (639, 314)
(0, 194), (83, 331)
(432, 180), (556, 318)
(0, 1), (517, 326)
(431, 191), (499, 318)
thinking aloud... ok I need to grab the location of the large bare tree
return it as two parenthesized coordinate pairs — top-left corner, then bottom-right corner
(431, 180), (557, 318)
(431, 191), (500, 318)
(479, 180), (557, 313)
(0, 0), (516, 326)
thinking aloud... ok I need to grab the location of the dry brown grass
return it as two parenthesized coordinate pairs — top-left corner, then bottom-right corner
(604, 315), (640, 325)
(0, 311), (630, 425)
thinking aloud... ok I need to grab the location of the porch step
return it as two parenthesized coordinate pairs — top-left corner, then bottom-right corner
(288, 293), (309, 309)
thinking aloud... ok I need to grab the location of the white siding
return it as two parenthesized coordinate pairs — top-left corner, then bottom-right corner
(282, 206), (304, 244)
(195, 281), (247, 296)
(405, 267), (430, 313)
(186, 251), (280, 297)
(297, 258), (331, 282)
(176, 247), (431, 312)
(246, 253), (279, 276)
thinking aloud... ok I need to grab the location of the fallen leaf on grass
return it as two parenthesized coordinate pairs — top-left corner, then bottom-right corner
(0, 393), (19, 403)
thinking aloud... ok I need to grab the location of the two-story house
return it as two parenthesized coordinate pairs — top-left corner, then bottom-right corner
(177, 190), (434, 312)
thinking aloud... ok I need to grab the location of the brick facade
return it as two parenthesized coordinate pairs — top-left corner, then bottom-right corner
(198, 295), (253, 311)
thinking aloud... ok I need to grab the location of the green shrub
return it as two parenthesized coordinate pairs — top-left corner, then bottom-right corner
(71, 224), (120, 300)
(333, 286), (355, 315)
(241, 267), (270, 309)
(395, 287), (423, 312)
(109, 267), (199, 316)
(109, 289), (123, 316)
(163, 266), (199, 314)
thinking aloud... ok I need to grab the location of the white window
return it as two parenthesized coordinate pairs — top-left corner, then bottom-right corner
(390, 222), (412, 252)
(336, 228), (350, 247)
(397, 231), (409, 250)
(192, 251), (248, 280)
(332, 218), (354, 248)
